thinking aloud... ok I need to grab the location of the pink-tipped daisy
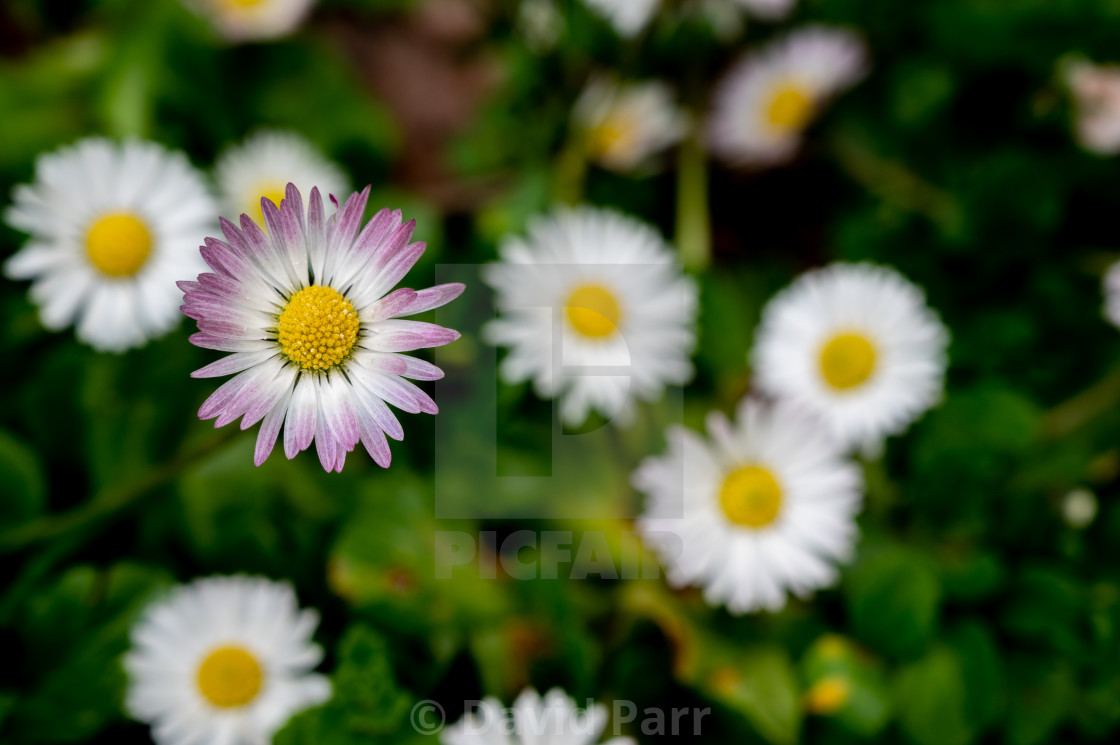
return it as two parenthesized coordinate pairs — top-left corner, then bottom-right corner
(180, 184), (464, 472)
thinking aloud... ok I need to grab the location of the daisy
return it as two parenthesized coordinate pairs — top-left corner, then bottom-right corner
(581, 0), (659, 37)
(124, 575), (331, 745)
(180, 183), (464, 472)
(442, 687), (634, 745)
(3, 137), (215, 352)
(572, 76), (688, 172)
(482, 206), (698, 427)
(708, 26), (867, 167)
(215, 130), (348, 229)
(634, 397), (863, 614)
(751, 262), (949, 453)
(183, 0), (317, 42)
(1066, 59), (1120, 155)
(1061, 488), (1098, 529)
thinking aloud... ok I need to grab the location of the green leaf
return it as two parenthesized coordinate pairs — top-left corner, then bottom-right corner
(276, 624), (413, 745)
(1000, 567), (1084, 655)
(895, 645), (975, 745)
(698, 645), (802, 745)
(801, 635), (891, 737)
(1005, 656), (1075, 745)
(948, 622), (1005, 732)
(845, 545), (942, 660)
(0, 428), (47, 526)
(6, 563), (170, 743)
(333, 625), (413, 735)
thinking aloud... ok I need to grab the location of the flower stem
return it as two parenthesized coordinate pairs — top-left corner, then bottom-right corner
(675, 134), (711, 271)
(553, 140), (588, 205)
(830, 132), (961, 230)
(1042, 361), (1120, 439)
(0, 427), (239, 553)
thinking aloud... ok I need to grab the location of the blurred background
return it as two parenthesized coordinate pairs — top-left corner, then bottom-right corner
(4, 0), (1120, 743)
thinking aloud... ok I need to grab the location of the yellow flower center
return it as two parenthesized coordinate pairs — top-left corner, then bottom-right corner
(820, 332), (877, 391)
(805, 676), (851, 715)
(224, 0), (269, 8)
(196, 646), (263, 708)
(277, 285), (360, 371)
(565, 284), (621, 338)
(719, 465), (783, 529)
(247, 184), (288, 226)
(588, 113), (638, 161)
(765, 83), (814, 134)
(85, 213), (152, 277)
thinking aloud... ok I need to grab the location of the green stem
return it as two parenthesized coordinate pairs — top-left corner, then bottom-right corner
(1041, 362), (1120, 440)
(675, 134), (711, 271)
(830, 133), (961, 229)
(553, 140), (588, 205)
(0, 428), (239, 553)
(860, 453), (896, 518)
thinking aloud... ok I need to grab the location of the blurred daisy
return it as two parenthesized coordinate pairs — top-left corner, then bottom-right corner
(1061, 488), (1098, 529)
(518, 0), (565, 53)
(572, 76), (688, 172)
(442, 687), (634, 745)
(708, 26), (867, 167)
(3, 138), (215, 352)
(1066, 60), (1120, 155)
(482, 206), (698, 427)
(215, 130), (348, 228)
(581, 0), (658, 37)
(184, 0), (317, 42)
(181, 184), (463, 472)
(124, 575), (331, 745)
(635, 397), (863, 614)
(752, 263), (949, 453)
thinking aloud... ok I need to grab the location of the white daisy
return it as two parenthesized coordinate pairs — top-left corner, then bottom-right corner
(708, 26), (867, 167)
(572, 76), (688, 172)
(1066, 59), (1120, 155)
(581, 0), (659, 37)
(752, 262), (949, 453)
(518, 0), (565, 53)
(124, 575), (331, 745)
(482, 206), (698, 427)
(183, 0), (317, 42)
(634, 397), (863, 614)
(3, 137), (215, 352)
(441, 687), (634, 745)
(181, 184), (464, 472)
(1061, 488), (1098, 529)
(215, 130), (349, 229)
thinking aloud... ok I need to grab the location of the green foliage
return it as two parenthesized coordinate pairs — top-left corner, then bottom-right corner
(276, 625), (416, 745)
(3, 563), (170, 743)
(845, 544), (942, 660)
(2, 0), (1120, 744)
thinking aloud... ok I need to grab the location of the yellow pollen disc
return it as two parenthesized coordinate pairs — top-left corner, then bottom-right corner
(196, 646), (263, 708)
(719, 465), (783, 529)
(224, 0), (269, 8)
(85, 213), (152, 277)
(248, 184), (288, 226)
(766, 83), (814, 133)
(588, 113), (637, 161)
(565, 284), (621, 338)
(277, 285), (360, 371)
(820, 332), (877, 391)
(805, 676), (851, 715)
